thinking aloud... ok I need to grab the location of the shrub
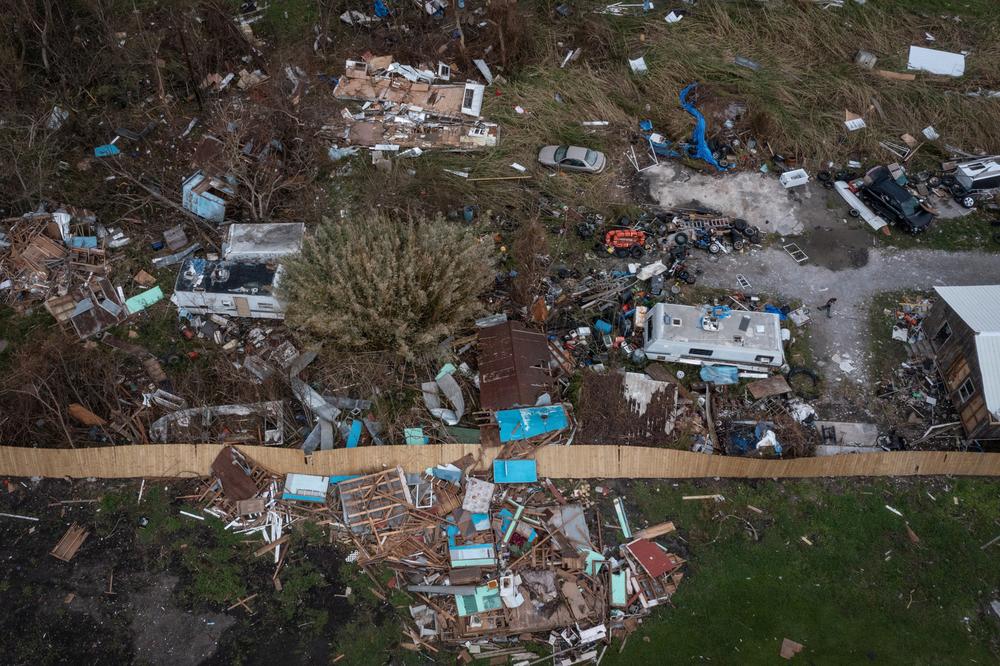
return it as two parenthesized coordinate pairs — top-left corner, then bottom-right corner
(280, 212), (494, 360)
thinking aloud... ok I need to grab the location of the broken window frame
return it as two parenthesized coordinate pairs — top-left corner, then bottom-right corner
(957, 377), (976, 403)
(933, 321), (952, 348)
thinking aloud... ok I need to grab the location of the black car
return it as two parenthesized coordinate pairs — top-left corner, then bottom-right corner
(861, 166), (935, 233)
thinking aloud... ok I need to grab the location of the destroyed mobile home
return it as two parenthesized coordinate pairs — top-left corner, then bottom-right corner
(194, 446), (686, 662)
(170, 223), (303, 320)
(329, 56), (499, 152)
(1, 205), (162, 339)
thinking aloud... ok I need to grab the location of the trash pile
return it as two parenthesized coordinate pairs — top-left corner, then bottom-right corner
(0, 204), (164, 339)
(191, 446), (687, 663)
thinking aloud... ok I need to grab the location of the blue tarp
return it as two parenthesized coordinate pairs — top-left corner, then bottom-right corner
(374, 0), (389, 17)
(764, 304), (788, 321)
(496, 405), (568, 442)
(699, 365), (740, 385)
(493, 459), (538, 484)
(639, 119), (680, 158)
(679, 83), (731, 172)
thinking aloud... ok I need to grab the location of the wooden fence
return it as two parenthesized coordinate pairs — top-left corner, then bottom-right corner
(0, 445), (998, 479)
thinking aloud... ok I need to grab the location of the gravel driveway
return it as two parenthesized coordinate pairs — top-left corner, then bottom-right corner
(697, 247), (1000, 385)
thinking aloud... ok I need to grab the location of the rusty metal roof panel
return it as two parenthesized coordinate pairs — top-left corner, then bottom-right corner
(478, 322), (552, 411)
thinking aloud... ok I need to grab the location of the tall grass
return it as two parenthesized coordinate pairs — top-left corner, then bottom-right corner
(343, 1), (1000, 217)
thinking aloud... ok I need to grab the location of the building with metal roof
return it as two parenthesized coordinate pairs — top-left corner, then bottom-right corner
(924, 286), (1000, 444)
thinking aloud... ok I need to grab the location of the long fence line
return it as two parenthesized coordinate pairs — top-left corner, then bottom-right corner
(0, 445), (998, 479)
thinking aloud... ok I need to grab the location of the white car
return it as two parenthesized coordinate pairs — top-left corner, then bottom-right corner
(537, 145), (607, 174)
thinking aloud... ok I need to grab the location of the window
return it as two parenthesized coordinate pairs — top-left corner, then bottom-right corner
(957, 378), (975, 403)
(689, 348), (714, 357)
(564, 159), (586, 168)
(755, 355), (774, 363)
(258, 302), (274, 311)
(671, 318), (682, 327)
(584, 149), (599, 166)
(933, 321), (952, 347)
(553, 146), (568, 162)
(469, 127), (488, 137)
(462, 88), (476, 109)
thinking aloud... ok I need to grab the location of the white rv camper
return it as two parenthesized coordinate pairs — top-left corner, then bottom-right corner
(643, 302), (785, 370)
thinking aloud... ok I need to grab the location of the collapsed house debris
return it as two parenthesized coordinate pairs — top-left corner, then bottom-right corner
(329, 56), (498, 151)
(183, 445), (688, 664)
(0, 204), (166, 339)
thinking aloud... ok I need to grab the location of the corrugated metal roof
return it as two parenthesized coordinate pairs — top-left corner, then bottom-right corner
(477, 322), (553, 410)
(975, 334), (1000, 417)
(934, 285), (1000, 333)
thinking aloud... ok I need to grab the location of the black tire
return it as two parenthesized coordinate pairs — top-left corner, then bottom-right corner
(749, 233), (762, 244)
(685, 273), (697, 285)
(732, 218), (748, 232)
(960, 195), (976, 209)
(849, 209), (861, 218)
(708, 243), (721, 254)
(733, 239), (746, 251)
(674, 232), (689, 246)
(614, 247), (629, 258)
(817, 171), (832, 182)
(822, 181), (834, 190)
(630, 246), (644, 258)
(787, 366), (820, 396)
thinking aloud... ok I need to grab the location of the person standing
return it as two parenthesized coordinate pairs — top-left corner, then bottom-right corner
(817, 297), (837, 318)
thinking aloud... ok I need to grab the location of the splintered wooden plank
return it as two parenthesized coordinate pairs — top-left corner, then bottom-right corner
(50, 523), (90, 561)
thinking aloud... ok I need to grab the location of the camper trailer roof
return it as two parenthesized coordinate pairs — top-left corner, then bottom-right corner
(649, 302), (782, 351)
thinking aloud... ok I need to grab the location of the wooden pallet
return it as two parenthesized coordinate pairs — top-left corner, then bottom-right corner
(51, 523), (90, 561)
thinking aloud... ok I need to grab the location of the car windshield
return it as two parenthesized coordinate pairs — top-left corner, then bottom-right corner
(900, 198), (919, 216)
(554, 146), (568, 162)
(585, 149), (599, 166)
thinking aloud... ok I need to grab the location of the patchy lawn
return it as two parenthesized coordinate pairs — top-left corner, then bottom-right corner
(875, 212), (1000, 253)
(867, 290), (930, 385)
(607, 476), (1000, 665)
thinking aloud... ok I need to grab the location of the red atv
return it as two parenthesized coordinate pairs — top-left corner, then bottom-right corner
(603, 229), (646, 258)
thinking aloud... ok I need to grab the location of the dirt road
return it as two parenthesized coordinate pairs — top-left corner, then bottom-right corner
(697, 247), (1000, 386)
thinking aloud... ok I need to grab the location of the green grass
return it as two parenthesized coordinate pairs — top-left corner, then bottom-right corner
(876, 212), (1000, 252)
(0, 305), (54, 371)
(605, 477), (1000, 665)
